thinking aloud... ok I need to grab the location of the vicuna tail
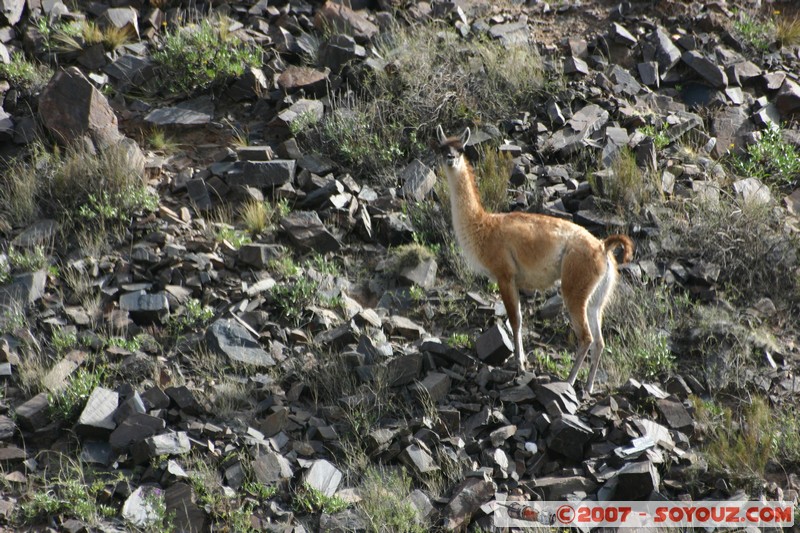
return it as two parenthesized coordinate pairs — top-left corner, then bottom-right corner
(603, 234), (634, 264)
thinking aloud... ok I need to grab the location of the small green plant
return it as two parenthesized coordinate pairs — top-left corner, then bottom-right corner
(243, 480), (277, 500)
(307, 254), (341, 276)
(20, 477), (115, 525)
(0, 52), (51, 92)
(409, 284), (426, 303)
(732, 9), (775, 51)
(0, 308), (26, 334)
(638, 123), (671, 150)
(227, 502), (257, 532)
(0, 259), (10, 284)
(358, 467), (427, 533)
(105, 335), (143, 352)
(289, 110), (321, 137)
(143, 487), (175, 532)
(293, 483), (349, 515)
(730, 125), (800, 186)
(215, 225), (252, 249)
(7, 245), (48, 272)
(152, 16), (261, 96)
(169, 298), (214, 334)
(446, 332), (471, 349)
(270, 276), (319, 326)
(534, 349), (574, 381)
(51, 328), (78, 355)
(268, 255), (299, 278)
(48, 366), (107, 423)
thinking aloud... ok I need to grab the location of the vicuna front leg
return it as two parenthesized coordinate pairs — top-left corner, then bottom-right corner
(498, 277), (526, 370)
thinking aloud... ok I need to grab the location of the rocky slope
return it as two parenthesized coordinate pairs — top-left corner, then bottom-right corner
(1, 0), (800, 531)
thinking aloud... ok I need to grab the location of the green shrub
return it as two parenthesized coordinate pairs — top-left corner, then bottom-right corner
(48, 366), (107, 423)
(603, 282), (690, 386)
(638, 123), (670, 150)
(730, 125), (800, 186)
(0, 141), (155, 237)
(0, 52), (51, 93)
(7, 245), (48, 273)
(732, 9), (775, 51)
(152, 17), (261, 96)
(169, 298), (214, 334)
(19, 461), (116, 526)
(293, 483), (348, 515)
(359, 467), (427, 533)
(270, 275), (319, 326)
(51, 327), (78, 355)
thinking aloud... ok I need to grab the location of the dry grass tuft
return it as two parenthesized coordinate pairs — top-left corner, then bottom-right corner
(596, 148), (659, 215)
(658, 195), (799, 305)
(775, 9), (800, 47)
(474, 147), (512, 213)
(311, 23), (544, 178)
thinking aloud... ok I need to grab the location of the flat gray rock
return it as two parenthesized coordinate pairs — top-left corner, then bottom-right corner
(76, 387), (119, 437)
(0, 270), (47, 310)
(682, 50), (728, 88)
(475, 324), (513, 366)
(400, 444), (439, 476)
(206, 318), (275, 367)
(109, 413), (166, 450)
(546, 414), (593, 461)
(119, 291), (169, 324)
(647, 27), (681, 73)
(165, 483), (207, 533)
(400, 159), (436, 203)
(0, 0), (25, 25)
(253, 451), (294, 484)
(122, 486), (162, 529)
(303, 459), (342, 497)
(280, 211), (342, 253)
(546, 104), (609, 155)
(535, 382), (580, 416)
(144, 96), (214, 125)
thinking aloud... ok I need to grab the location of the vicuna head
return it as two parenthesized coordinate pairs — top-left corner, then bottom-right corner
(436, 125), (470, 170)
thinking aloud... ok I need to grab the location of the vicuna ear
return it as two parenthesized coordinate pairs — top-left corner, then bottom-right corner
(460, 127), (471, 147)
(436, 125), (447, 145)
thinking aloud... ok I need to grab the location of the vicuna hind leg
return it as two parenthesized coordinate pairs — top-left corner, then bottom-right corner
(562, 251), (604, 387)
(498, 277), (525, 370)
(585, 263), (616, 394)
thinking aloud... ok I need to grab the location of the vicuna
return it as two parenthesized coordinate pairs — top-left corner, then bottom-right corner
(436, 126), (634, 393)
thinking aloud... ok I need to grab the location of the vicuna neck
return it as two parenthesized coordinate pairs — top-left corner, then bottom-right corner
(444, 156), (487, 224)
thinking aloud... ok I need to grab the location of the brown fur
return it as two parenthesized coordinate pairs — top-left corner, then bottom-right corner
(436, 126), (634, 393)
